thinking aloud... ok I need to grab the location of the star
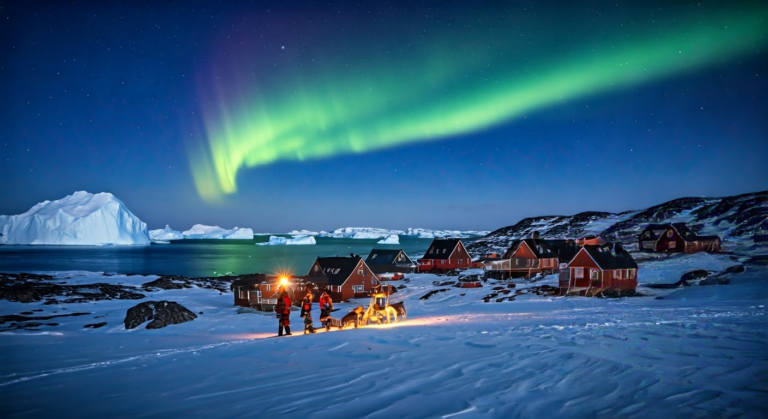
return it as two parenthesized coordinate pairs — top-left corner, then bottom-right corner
(281, 46), (285, 50)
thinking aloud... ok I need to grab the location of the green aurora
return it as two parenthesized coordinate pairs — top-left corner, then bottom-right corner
(191, 6), (768, 202)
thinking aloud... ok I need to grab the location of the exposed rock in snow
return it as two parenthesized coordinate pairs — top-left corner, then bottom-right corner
(149, 225), (183, 241)
(123, 300), (197, 330)
(257, 235), (316, 245)
(181, 224), (254, 239)
(377, 235), (400, 244)
(0, 191), (149, 245)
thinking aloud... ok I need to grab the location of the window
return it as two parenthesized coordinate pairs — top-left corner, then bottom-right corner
(429, 248), (434, 254)
(668, 241), (676, 249)
(239, 290), (244, 299)
(542, 259), (548, 268)
(358, 269), (364, 276)
(458, 259), (462, 264)
(371, 278), (375, 285)
(667, 230), (674, 238)
(371, 254), (377, 259)
(266, 284), (271, 291)
(442, 249), (447, 254)
(616, 270), (622, 279)
(441, 260), (446, 264)
(314, 265), (319, 272)
(590, 270), (599, 280)
(353, 285), (364, 293)
(629, 270), (635, 279)
(575, 268), (584, 278)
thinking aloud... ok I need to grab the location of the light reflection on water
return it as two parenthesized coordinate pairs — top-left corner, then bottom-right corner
(0, 236), (445, 277)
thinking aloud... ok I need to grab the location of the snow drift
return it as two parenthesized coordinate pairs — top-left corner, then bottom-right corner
(181, 224), (254, 239)
(257, 235), (316, 245)
(0, 191), (149, 245)
(149, 225), (184, 241)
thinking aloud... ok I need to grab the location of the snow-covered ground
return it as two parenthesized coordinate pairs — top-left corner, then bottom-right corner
(0, 191), (149, 245)
(1, 252), (766, 417)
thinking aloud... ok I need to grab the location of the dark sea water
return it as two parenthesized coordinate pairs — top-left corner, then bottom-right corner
(0, 236), (444, 277)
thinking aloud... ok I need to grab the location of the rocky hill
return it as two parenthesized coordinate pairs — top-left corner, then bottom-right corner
(467, 191), (767, 255)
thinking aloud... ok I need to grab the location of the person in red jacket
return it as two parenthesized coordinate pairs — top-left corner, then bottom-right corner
(319, 290), (333, 331)
(275, 288), (292, 336)
(300, 291), (316, 334)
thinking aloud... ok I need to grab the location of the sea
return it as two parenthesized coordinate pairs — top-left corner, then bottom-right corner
(0, 236), (461, 278)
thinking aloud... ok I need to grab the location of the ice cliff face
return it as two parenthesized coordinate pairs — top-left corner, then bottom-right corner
(0, 191), (149, 245)
(149, 225), (184, 241)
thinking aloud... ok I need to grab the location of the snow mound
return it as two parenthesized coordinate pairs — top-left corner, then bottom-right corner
(258, 235), (316, 245)
(0, 191), (149, 245)
(149, 225), (183, 241)
(377, 235), (400, 244)
(181, 224), (254, 239)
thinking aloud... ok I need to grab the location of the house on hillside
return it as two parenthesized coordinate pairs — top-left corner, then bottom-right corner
(231, 274), (312, 311)
(638, 223), (721, 253)
(417, 238), (472, 272)
(484, 239), (563, 280)
(559, 244), (638, 297)
(306, 256), (380, 301)
(365, 249), (416, 274)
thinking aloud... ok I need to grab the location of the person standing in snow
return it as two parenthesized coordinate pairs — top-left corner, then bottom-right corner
(319, 290), (333, 331)
(275, 288), (292, 336)
(300, 290), (316, 334)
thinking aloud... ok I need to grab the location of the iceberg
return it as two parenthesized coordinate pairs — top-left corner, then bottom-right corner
(149, 225), (184, 241)
(257, 235), (316, 245)
(377, 235), (400, 244)
(318, 227), (405, 239)
(403, 228), (489, 238)
(288, 229), (319, 236)
(181, 224), (254, 239)
(0, 191), (149, 245)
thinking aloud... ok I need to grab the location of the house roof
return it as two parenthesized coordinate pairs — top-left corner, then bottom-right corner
(504, 239), (558, 259)
(365, 249), (413, 266)
(423, 238), (462, 260)
(640, 223), (720, 242)
(230, 274), (268, 291)
(309, 256), (363, 286)
(581, 245), (638, 270)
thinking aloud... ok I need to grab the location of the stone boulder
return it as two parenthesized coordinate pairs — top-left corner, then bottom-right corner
(680, 270), (711, 282)
(123, 301), (197, 330)
(725, 265), (746, 274)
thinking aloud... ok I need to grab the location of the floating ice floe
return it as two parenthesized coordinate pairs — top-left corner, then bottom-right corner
(377, 234), (400, 244)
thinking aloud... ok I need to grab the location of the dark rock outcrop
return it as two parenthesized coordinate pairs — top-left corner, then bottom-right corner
(725, 265), (746, 274)
(123, 301), (197, 330)
(680, 270), (711, 282)
(84, 322), (107, 329)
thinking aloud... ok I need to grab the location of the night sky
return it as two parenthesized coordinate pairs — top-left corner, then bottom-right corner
(2, 1), (767, 232)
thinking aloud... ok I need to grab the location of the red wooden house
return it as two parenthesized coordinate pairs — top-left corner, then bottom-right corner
(417, 238), (472, 272)
(485, 239), (574, 280)
(231, 274), (312, 311)
(638, 223), (721, 253)
(559, 244), (638, 297)
(306, 256), (381, 301)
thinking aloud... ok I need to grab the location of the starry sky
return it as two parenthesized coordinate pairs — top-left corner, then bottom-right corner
(2, 1), (767, 232)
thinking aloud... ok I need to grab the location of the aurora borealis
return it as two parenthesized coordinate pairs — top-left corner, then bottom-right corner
(3, 1), (768, 231)
(192, 3), (768, 202)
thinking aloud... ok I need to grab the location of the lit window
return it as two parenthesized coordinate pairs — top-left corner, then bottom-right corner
(575, 268), (584, 278)
(429, 248), (434, 254)
(616, 270), (622, 279)
(668, 241), (676, 249)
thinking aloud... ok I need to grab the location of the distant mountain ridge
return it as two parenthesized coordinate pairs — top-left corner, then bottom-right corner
(467, 191), (768, 255)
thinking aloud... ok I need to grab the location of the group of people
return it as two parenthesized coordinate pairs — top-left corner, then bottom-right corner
(275, 287), (334, 336)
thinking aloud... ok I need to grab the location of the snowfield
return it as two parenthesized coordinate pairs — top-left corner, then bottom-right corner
(1, 252), (766, 418)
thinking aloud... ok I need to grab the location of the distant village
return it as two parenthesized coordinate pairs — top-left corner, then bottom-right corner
(232, 222), (725, 311)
